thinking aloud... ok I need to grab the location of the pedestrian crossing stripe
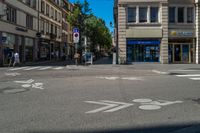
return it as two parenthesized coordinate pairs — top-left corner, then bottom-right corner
(189, 78), (200, 80)
(175, 74), (200, 81)
(176, 74), (200, 77)
(38, 67), (52, 70)
(9, 66), (64, 71)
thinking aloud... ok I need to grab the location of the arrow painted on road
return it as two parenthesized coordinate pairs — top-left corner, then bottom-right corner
(85, 100), (134, 113)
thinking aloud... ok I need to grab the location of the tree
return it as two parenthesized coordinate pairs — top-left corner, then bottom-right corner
(67, 0), (112, 57)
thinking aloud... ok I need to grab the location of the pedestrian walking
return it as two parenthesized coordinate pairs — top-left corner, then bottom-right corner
(13, 52), (20, 67)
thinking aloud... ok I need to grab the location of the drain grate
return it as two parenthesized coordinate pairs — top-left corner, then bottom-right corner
(0, 87), (29, 94)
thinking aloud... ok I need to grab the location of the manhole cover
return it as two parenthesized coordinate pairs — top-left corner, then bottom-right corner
(0, 87), (29, 94)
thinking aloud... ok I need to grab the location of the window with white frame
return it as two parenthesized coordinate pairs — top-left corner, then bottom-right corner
(187, 7), (194, 23)
(139, 7), (148, 23)
(150, 7), (159, 23)
(127, 7), (136, 23)
(169, 7), (176, 23)
(178, 7), (184, 23)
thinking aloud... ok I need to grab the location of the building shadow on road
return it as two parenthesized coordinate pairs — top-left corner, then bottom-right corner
(26, 123), (200, 133)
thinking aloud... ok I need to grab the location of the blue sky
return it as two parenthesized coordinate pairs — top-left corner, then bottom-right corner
(69, 0), (114, 32)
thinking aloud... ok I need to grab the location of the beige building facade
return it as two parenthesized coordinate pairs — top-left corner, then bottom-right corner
(0, 0), (38, 65)
(114, 0), (199, 64)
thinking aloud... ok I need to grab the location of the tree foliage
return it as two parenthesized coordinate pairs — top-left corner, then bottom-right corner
(67, 0), (112, 53)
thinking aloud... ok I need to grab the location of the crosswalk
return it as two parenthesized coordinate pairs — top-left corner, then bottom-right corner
(173, 70), (200, 81)
(9, 66), (65, 71)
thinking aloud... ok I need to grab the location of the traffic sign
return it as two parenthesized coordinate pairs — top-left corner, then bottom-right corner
(73, 28), (79, 33)
(73, 31), (79, 43)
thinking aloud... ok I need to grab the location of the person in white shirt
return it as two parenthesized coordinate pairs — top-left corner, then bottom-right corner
(13, 52), (20, 67)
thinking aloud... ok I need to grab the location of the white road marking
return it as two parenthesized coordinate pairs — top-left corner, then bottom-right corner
(176, 74), (200, 77)
(32, 83), (44, 90)
(85, 101), (118, 113)
(133, 99), (153, 103)
(38, 66), (52, 70)
(22, 84), (32, 88)
(96, 76), (119, 80)
(121, 77), (143, 81)
(5, 72), (21, 76)
(53, 67), (64, 70)
(169, 70), (200, 72)
(139, 105), (161, 110)
(100, 100), (133, 112)
(9, 67), (29, 71)
(14, 79), (34, 84)
(190, 78), (200, 80)
(152, 70), (169, 74)
(24, 67), (41, 71)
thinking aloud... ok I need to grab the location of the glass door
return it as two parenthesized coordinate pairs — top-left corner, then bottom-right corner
(174, 45), (181, 62)
(182, 44), (189, 63)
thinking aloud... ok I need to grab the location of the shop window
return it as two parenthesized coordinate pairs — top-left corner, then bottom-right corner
(150, 7), (159, 23)
(25, 38), (34, 62)
(127, 7), (136, 23)
(187, 7), (194, 23)
(169, 7), (176, 23)
(139, 7), (147, 23)
(178, 7), (184, 23)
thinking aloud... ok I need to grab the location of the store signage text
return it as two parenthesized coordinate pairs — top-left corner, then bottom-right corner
(170, 31), (193, 37)
(127, 40), (160, 45)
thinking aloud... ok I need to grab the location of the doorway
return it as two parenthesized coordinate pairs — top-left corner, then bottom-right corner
(169, 43), (191, 63)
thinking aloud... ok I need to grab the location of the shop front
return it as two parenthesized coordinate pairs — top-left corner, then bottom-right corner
(1, 32), (16, 65)
(38, 39), (50, 61)
(169, 30), (195, 64)
(25, 37), (34, 62)
(127, 39), (160, 63)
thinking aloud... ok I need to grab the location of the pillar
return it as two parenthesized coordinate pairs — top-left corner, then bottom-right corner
(118, 4), (127, 64)
(160, 2), (169, 64)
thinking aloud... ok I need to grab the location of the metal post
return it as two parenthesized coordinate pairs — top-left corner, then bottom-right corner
(75, 43), (78, 65)
(84, 36), (87, 65)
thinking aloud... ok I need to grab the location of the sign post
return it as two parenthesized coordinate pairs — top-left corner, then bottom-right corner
(73, 28), (80, 65)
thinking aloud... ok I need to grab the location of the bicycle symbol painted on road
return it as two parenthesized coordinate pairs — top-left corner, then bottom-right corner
(85, 98), (183, 113)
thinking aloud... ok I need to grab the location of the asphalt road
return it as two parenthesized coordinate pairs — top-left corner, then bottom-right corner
(0, 64), (200, 133)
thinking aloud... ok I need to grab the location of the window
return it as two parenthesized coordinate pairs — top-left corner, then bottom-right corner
(46, 22), (49, 34)
(25, 0), (31, 6)
(31, 0), (36, 9)
(7, 6), (17, 24)
(41, 1), (45, 14)
(40, 19), (45, 33)
(26, 14), (33, 29)
(169, 7), (176, 23)
(127, 7), (136, 23)
(51, 7), (54, 18)
(139, 7), (147, 23)
(55, 26), (57, 36)
(55, 10), (57, 20)
(178, 7), (184, 23)
(46, 4), (49, 16)
(187, 7), (194, 23)
(150, 7), (159, 23)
